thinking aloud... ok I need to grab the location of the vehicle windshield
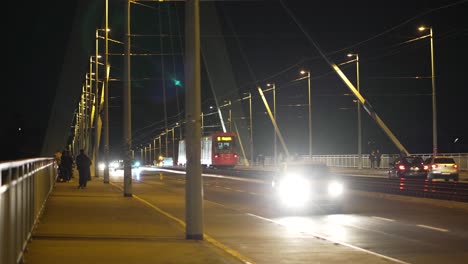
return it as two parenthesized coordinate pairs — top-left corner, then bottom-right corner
(282, 163), (329, 178)
(403, 157), (423, 165)
(433, 158), (455, 163)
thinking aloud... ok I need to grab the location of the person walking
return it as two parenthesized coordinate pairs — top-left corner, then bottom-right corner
(75, 149), (92, 189)
(60, 150), (74, 182)
(369, 150), (375, 169)
(375, 149), (382, 169)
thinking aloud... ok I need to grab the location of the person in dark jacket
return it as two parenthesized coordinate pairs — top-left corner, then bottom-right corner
(60, 150), (74, 182)
(75, 149), (92, 189)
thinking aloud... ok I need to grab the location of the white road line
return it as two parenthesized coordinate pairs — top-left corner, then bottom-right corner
(249, 192), (258, 195)
(372, 216), (395, 222)
(417, 224), (449, 232)
(246, 213), (411, 264)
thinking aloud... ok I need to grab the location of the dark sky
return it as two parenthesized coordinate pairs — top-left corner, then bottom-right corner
(3, 0), (468, 161)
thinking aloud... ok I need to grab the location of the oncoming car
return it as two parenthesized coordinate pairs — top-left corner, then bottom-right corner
(271, 162), (345, 213)
(100, 159), (141, 171)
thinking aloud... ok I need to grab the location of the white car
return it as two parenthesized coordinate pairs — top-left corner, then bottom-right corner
(424, 157), (459, 181)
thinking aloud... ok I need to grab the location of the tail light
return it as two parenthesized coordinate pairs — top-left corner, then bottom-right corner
(398, 165), (405, 170)
(432, 164), (438, 169)
(214, 154), (219, 159)
(453, 164), (458, 169)
(423, 165), (429, 170)
(234, 154), (238, 158)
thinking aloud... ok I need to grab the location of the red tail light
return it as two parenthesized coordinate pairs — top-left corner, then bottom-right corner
(398, 165), (405, 170)
(423, 165), (429, 170)
(432, 164), (438, 169)
(453, 164), (458, 169)
(214, 154), (219, 159)
(234, 154), (238, 158)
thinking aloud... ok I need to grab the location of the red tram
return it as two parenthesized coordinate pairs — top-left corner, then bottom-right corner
(178, 131), (238, 168)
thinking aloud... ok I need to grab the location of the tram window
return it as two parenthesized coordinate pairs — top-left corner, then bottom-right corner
(216, 142), (231, 152)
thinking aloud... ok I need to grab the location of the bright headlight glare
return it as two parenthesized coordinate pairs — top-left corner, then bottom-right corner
(98, 163), (106, 170)
(110, 161), (118, 168)
(328, 181), (344, 197)
(278, 174), (310, 207)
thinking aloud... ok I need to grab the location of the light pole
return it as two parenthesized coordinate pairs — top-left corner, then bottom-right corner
(347, 53), (362, 169)
(266, 83), (277, 165)
(94, 27), (109, 178)
(300, 70), (312, 158)
(103, 0), (110, 184)
(419, 26), (437, 157)
(242, 92), (253, 166)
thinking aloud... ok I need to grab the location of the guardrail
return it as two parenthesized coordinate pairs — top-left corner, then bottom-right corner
(344, 176), (468, 203)
(198, 166), (468, 203)
(0, 158), (57, 264)
(259, 153), (468, 171)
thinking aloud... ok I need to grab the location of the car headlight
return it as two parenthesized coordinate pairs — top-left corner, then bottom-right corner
(133, 161), (141, 167)
(110, 161), (119, 169)
(98, 162), (106, 170)
(328, 181), (344, 197)
(278, 174), (310, 207)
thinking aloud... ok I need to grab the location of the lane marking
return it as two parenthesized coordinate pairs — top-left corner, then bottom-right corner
(110, 182), (255, 264)
(416, 225), (449, 232)
(246, 213), (411, 264)
(372, 216), (395, 222)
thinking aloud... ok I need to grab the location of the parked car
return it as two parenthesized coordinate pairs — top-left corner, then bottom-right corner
(388, 156), (428, 179)
(424, 157), (459, 181)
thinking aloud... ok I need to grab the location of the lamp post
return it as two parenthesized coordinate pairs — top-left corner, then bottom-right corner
(266, 83), (277, 165)
(242, 92), (253, 166)
(347, 53), (362, 169)
(418, 26), (437, 157)
(94, 27), (109, 178)
(103, 0), (110, 184)
(300, 70), (312, 158)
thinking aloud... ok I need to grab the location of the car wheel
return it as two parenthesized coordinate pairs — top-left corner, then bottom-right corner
(427, 173), (434, 181)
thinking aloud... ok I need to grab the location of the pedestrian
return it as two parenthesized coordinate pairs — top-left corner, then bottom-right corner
(54, 150), (62, 166)
(375, 149), (382, 169)
(60, 150), (73, 182)
(75, 149), (92, 189)
(369, 150), (375, 169)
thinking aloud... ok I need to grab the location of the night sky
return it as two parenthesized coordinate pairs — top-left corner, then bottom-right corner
(3, 0), (467, 161)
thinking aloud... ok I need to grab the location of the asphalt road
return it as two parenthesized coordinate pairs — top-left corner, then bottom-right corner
(111, 168), (468, 264)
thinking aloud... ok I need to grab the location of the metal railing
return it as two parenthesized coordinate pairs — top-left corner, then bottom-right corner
(260, 153), (468, 171)
(0, 158), (56, 264)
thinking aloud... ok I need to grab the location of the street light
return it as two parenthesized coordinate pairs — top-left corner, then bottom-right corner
(241, 92), (253, 166)
(300, 70), (312, 158)
(418, 26), (437, 157)
(103, 0), (110, 184)
(347, 53), (362, 169)
(266, 83), (277, 165)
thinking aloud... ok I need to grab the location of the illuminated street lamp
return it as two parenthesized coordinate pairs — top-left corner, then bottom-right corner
(103, 0), (110, 184)
(347, 53), (362, 169)
(418, 26), (437, 157)
(241, 92), (253, 166)
(300, 70), (312, 158)
(265, 83), (277, 165)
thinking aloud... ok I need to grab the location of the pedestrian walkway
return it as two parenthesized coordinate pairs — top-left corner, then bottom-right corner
(22, 178), (244, 264)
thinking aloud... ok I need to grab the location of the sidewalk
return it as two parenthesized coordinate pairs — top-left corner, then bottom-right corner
(23, 178), (244, 264)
